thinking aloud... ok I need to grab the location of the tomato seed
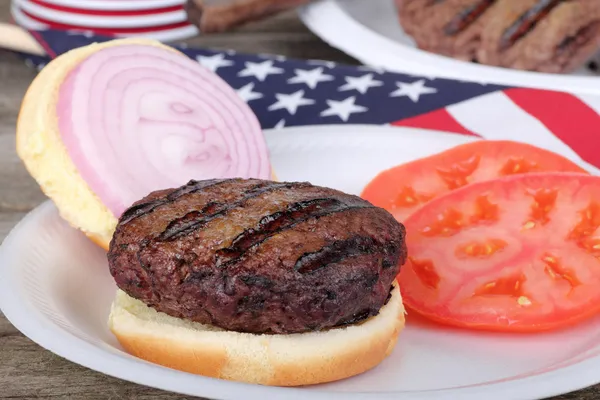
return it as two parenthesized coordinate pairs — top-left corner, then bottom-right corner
(435, 155), (480, 190)
(499, 157), (538, 175)
(569, 202), (600, 242)
(470, 195), (499, 224)
(474, 273), (526, 297)
(525, 188), (558, 226)
(541, 253), (581, 289)
(522, 221), (536, 230)
(517, 296), (532, 306)
(455, 238), (507, 259)
(394, 186), (433, 209)
(409, 257), (441, 290)
(420, 208), (464, 237)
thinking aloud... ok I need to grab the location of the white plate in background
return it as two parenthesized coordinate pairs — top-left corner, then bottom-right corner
(298, 0), (600, 95)
(1, 125), (600, 400)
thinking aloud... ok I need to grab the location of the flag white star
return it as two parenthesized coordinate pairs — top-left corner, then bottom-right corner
(308, 59), (337, 69)
(274, 119), (286, 129)
(390, 79), (438, 102)
(238, 60), (284, 81)
(196, 53), (234, 72)
(236, 83), (263, 103)
(339, 73), (383, 94)
(287, 67), (334, 89)
(320, 96), (368, 121)
(268, 90), (315, 115)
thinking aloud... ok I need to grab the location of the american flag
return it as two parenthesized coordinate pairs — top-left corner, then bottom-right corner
(21, 29), (600, 171)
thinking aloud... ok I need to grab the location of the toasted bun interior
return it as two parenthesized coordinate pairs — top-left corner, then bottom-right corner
(108, 283), (405, 386)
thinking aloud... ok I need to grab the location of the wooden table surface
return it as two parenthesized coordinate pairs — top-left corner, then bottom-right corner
(0, 2), (599, 399)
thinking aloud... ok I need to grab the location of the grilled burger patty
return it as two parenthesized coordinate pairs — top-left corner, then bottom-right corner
(107, 178), (407, 335)
(397, 0), (600, 73)
(398, 0), (491, 61)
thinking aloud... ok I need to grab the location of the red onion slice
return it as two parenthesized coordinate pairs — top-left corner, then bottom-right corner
(57, 44), (271, 218)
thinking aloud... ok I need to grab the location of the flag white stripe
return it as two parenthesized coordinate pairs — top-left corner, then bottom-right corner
(445, 91), (583, 163)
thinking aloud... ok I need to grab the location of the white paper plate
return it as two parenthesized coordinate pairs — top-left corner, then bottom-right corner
(298, 0), (600, 96)
(2, 125), (600, 400)
(16, 0), (186, 28)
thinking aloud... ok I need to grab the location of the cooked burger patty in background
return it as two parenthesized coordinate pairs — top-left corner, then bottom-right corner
(397, 0), (600, 73)
(108, 178), (407, 335)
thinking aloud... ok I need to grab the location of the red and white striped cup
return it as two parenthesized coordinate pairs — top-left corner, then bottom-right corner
(11, 0), (199, 42)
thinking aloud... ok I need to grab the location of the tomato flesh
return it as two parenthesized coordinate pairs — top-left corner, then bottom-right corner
(398, 172), (600, 332)
(361, 140), (588, 222)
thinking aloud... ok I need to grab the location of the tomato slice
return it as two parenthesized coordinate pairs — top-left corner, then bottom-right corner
(361, 140), (588, 222)
(398, 172), (600, 332)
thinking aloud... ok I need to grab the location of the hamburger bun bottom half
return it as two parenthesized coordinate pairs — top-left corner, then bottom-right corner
(108, 283), (406, 387)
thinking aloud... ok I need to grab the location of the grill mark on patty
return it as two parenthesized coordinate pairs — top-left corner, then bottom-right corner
(294, 235), (396, 274)
(444, 0), (496, 35)
(557, 22), (600, 52)
(499, 0), (563, 50)
(214, 198), (372, 267)
(157, 182), (311, 241)
(157, 201), (221, 241)
(119, 179), (230, 224)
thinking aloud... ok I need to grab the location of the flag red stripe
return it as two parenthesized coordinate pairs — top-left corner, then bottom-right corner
(504, 88), (600, 168)
(391, 108), (480, 137)
(29, 30), (57, 58)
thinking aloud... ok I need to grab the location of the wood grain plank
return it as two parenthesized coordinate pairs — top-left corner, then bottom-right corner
(0, 331), (190, 400)
(0, 210), (202, 399)
(0, 128), (48, 212)
(184, 30), (358, 63)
